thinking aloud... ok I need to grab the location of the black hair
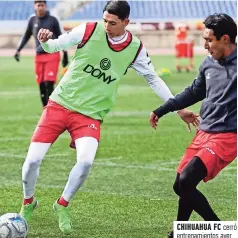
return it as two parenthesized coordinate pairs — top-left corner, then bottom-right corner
(34, 1), (46, 4)
(103, 0), (130, 20)
(203, 13), (237, 43)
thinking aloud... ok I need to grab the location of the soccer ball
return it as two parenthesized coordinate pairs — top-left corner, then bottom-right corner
(0, 213), (28, 238)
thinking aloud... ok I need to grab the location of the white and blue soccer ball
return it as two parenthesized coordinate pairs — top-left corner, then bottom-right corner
(0, 213), (28, 238)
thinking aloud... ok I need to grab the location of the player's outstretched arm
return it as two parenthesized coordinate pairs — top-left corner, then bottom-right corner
(149, 69), (205, 130)
(131, 46), (174, 102)
(132, 46), (200, 131)
(38, 23), (86, 53)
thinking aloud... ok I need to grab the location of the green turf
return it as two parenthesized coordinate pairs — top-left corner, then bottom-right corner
(0, 55), (236, 238)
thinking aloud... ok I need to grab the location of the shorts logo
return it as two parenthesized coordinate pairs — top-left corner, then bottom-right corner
(88, 124), (97, 130)
(100, 58), (111, 70)
(48, 71), (54, 76)
(206, 147), (215, 155)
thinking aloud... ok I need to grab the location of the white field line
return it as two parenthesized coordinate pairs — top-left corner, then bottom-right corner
(0, 90), (38, 96)
(0, 153), (236, 174)
(0, 152), (70, 159)
(0, 150), (236, 170)
(0, 152), (175, 170)
(0, 115), (40, 122)
(0, 137), (32, 142)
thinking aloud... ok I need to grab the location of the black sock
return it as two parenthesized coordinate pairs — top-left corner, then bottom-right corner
(177, 157), (220, 221)
(191, 189), (220, 221)
(45, 81), (54, 98)
(39, 82), (48, 107)
(177, 197), (194, 221)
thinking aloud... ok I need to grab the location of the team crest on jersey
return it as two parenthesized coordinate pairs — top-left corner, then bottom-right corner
(100, 58), (111, 70)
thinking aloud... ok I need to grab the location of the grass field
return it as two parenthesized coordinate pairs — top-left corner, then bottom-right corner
(0, 55), (236, 238)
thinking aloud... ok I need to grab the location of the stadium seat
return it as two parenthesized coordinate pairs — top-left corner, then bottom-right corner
(67, 0), (237, 21)
(0, 1), (56, 20)
(0, 1), (236, 21)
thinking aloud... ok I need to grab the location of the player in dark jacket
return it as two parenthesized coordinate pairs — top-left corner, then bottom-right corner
(149, 13), (237, 238)
(14, 0), (68, 106)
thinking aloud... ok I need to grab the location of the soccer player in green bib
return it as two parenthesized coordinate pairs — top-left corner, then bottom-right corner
(20, 0), (199, 234)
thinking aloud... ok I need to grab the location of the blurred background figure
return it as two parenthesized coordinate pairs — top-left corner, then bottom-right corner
(14, 0), (68, 107)
(175, 23), (194, 72)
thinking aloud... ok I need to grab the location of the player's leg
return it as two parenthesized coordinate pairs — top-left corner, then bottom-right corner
(43, 52), (60, 104)
(35, 57), (48, 107)
(168, 156), (216, 238)
(60, 137), (98, 203)
(168, 132), (202, 238)
(53, 137), (98, 234)
(39, 81), (48, 107)
(178, 156), (220, 221)
(53, 112), (100, 234)
(45, 80), (54, 99)
(178, 132), (237, 221)
(173, 173), (194, 221)
(20, 101), (67, 221)
(20, 142), (51, 221)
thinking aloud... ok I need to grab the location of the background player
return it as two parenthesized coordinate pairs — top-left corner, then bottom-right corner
(14, 0), (69, 107)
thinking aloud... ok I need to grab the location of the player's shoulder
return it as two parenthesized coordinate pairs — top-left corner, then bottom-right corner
(204, 54), (213, 61)
(127, 31), (142, 51)
(199, 55), (216, 73)
(49, 14), (59, 22)
(27, 13), (36, 22)
(202, 55), (216, 66)
(46, 11), (59, 22)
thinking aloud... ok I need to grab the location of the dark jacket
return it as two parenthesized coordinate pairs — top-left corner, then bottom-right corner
(17, 11), (62, 54)
(154, 49), (237, 133)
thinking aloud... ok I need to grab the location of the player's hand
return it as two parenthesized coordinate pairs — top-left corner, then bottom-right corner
(38, 28), (53, 42)
(62, 51), (69, 67)
(177, 109), (200, 132)
(14, 51), (20, 62)
(149, 112), (159, 129)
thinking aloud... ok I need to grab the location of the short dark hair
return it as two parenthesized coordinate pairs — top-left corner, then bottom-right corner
(103, 0), (130, 20)
(34, 0), (46, 4)
(203, 13), (237, 43)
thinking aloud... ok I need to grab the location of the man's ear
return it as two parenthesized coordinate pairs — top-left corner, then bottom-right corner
(222, 34), (230, 44)
(124, 18), (130, 27)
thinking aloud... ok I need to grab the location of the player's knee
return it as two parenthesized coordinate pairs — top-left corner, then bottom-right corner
(178, 173), (193, 195)
(80, 160), (93, 170)
(77, 151), (95, 166)
(75, 161), (93, 180)
(25, 154), (43, 169)
(24, 142), (50, 169)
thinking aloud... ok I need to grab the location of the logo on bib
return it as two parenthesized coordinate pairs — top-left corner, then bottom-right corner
(100, 58), (111, 70)
(83, 58), (117, 84)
